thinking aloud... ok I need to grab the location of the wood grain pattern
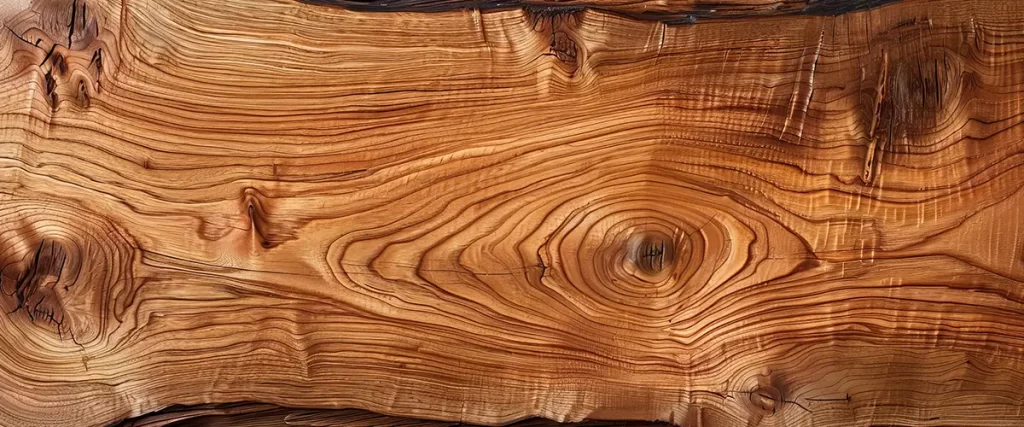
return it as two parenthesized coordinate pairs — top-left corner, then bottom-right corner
(2, 0), (1024, 425)
(296, 0), (898, 23)
(114, 402), (675, 426)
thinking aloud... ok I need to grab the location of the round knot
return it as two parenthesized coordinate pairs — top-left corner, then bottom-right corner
(624, 230), (683, 281)
(749, 385), (782, 416)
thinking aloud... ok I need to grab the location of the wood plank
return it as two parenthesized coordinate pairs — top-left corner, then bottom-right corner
(1, 0), (1024, 425)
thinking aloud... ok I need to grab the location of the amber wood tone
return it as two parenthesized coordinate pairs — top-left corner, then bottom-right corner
(2, 0), (1024, 425)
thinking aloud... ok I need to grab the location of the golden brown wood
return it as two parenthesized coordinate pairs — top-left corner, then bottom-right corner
(2, 0), (1024, 425)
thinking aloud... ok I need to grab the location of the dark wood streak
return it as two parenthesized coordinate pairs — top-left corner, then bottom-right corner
(296, 0), (900, 24)
(112, 402), (676, 427)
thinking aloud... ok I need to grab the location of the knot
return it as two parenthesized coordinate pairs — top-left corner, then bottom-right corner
(749, 384), (782, 416)
(0, 199), (136, 345)
(625, 230), (682, 280)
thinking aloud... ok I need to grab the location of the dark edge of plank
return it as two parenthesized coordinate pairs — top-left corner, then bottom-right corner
(295, 0), (901, 24)
(108, 402), (678, 427)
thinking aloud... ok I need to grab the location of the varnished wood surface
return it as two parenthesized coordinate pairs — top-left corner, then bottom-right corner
(2, 0), (1024, 425)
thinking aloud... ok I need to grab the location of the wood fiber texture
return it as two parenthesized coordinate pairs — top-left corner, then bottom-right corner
(114, 402), (676, 426)
(2, 0), (1024, 425)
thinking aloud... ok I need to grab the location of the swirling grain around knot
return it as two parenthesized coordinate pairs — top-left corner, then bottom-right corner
(0, 198), (135, 346)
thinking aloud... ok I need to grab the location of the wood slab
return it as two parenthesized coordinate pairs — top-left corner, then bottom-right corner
(2, 0), (1023, 425)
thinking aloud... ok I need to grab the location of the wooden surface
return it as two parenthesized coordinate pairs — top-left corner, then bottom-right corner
(2, 0), (1024, 425)
(115, 403), (675, 426)
(295, 0), (898, 23)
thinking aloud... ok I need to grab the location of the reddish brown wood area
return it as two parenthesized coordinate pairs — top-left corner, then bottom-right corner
(115, 403), (676, 426)
(2, 0), (1024, 425)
